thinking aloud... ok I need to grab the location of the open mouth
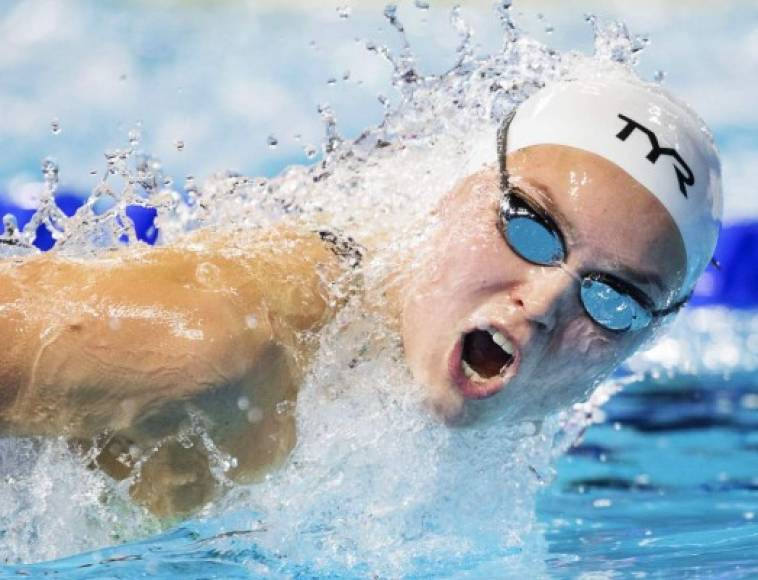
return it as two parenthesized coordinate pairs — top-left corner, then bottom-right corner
(461, 327), (515, 381)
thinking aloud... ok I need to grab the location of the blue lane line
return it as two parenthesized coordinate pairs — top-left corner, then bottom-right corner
(1, 195), (757, 307)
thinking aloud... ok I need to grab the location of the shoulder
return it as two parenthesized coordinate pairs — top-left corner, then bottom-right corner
(181, 224), (360, 334)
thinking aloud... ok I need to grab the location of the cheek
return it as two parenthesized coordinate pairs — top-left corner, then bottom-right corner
(563, 319), (615, 358)
(553, 318), (632, 379)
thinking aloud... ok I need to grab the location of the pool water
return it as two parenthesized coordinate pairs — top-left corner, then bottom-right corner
(541, 371), (758, 577)
(0, 1), (757, 578)
(1, 311), (756, 578)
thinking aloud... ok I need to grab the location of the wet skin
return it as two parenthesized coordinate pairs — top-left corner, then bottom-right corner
(399, 144), (686, 423)
(0, 227), (345, 516)
(0, 144), (686, 516)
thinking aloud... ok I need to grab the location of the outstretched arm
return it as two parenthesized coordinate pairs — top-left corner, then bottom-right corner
(0, 226), (345, 514)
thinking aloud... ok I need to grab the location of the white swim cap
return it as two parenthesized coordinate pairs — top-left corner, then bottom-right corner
(504, 77), (723, 301)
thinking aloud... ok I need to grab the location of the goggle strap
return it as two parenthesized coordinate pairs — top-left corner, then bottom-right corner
(652, 292), (691, 318)
(497, 109), (518, 192)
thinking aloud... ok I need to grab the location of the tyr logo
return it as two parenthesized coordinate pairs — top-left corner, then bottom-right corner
(616, 114), (694, 198)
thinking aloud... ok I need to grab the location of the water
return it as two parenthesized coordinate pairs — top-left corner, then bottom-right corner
(541, 309), (758, 577)
(0, 2), (756, 577)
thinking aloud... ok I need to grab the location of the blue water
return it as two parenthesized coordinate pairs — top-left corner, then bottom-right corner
(541, 373), (758, 578)
(1, 361), (755, 578)
(1, 2), (757, 577)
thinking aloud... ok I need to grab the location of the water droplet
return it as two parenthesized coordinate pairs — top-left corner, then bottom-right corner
(245, 314), (258, 329)
(2, 213), (18, 236)
(267, 135), (278, 149)
(237, 396), (250, 411)
(342, 70), (351, 81)
(336, 5), (351, 19)
(51, 118), (61, 135)
(174, 139), (185, 151)
(304, 145), (317, 159)
(545, 24), (554, 34)
(414, 0), (430, 9)
(653, 70), (666, 83)
(293, 133), (302, 142)
(327, 77), (337, 86)
(128, 128), (141, 147)
(592, 498), (612, 508)
(41, 157), (59, 193)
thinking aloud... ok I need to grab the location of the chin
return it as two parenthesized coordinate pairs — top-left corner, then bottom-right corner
(422, 380), (466, 424)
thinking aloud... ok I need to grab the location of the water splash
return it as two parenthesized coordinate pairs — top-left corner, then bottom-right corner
(0, 3), (685, 575)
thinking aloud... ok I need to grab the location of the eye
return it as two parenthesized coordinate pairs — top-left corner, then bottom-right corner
(501, 193), (566, 265)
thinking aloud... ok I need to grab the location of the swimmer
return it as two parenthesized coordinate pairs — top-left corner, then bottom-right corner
(0, 76), (722, 517)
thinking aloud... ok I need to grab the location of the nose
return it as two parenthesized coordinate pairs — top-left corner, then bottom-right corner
(511, 266), (578, 332)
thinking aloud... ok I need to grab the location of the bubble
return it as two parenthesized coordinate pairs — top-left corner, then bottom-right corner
(304, 145), (317, 159)
(654, 69), (666, 83)
(267, 135), (278, 149)
(237, 396), (250, 411)
(174, 139), (185, 151)
(245, 315), (258, 329)
(50, 118), (61, 135)
(592, 498), (612, 508)
(414, 0), (430, 9)
(327, 77), (337, 86)
(336, 5), (351, 19)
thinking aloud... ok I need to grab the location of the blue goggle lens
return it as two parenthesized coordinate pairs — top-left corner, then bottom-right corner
(580, 278), (652, 332)
(501, 194), (654, 333)
(506, 215), (565, 265)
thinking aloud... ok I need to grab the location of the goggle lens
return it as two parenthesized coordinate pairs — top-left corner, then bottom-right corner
(506, 215), (565, 265)
(580, 277), (652, 332)
(501, 194), (654, 333)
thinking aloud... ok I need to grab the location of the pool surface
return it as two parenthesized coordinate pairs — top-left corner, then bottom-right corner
(1, 1), (757, 578)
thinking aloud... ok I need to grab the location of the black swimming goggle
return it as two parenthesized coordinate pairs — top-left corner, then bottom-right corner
(496, 113), (686, 333)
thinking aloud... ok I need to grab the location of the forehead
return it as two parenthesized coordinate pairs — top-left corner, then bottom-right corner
(504, 144), (687, 302)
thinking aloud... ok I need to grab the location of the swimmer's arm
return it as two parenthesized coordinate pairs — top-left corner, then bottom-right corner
(0, 227), (343, 438)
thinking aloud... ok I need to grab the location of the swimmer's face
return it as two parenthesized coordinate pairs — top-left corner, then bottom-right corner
(400, 144), (687, 423)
